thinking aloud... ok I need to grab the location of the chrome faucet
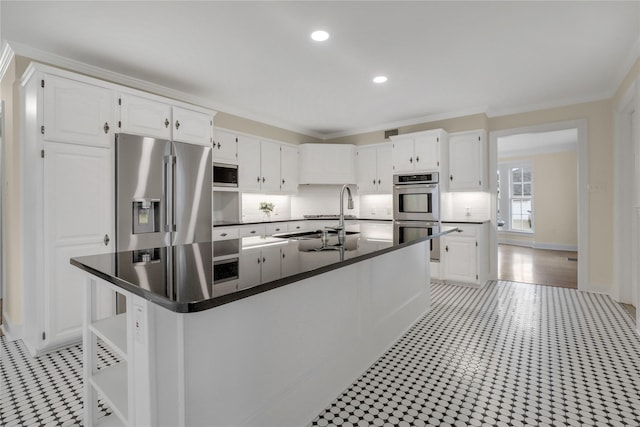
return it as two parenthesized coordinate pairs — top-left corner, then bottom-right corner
(336, 184), (354, 241)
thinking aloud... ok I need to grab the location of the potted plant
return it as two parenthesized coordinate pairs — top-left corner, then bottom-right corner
(259, 202), (275, 219)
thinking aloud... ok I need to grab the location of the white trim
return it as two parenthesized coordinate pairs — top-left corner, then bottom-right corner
(489, 119), (588, 291)
(613, 34), (640, 97)
(0, 42), (15, 82)
(1, 311), (23, 343)
(498, 239), (533, 248)
(486, 93), (612, 120)
(532, 242), (578, 252)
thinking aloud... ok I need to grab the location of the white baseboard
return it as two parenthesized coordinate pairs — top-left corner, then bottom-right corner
(498, 239), (577, 252)
(532, 242), (578, 251)
(1, 312), (23, 342)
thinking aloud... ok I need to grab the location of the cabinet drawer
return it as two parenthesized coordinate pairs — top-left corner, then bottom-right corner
(239, 225), (266, 237)
(213, 227), (239, 241)
(287, 221), (306, 232)
(265, 223), (286, 235)
(446, 224), (479, 238)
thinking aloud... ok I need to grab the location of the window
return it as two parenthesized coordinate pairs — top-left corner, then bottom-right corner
(497, 161), (533, 232)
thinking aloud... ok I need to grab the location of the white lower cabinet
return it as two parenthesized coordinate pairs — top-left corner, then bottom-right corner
(212, 227), (239, 241)
(238, 245), (282, 289)
(238, 224), (266, 238)
(441, 223), (489, 286)
(265, 222), (287, 235)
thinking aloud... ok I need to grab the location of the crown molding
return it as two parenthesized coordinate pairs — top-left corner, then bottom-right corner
(485, 91), (612, 119)
(5, 40), (323, 139)
(0, 42), (16, 82)
(613, 33), (640, 95)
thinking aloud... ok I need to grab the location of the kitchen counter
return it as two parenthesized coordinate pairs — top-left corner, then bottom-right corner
(213, 216), (391, 227)
(71, 223), (455, 313)
(75, 223), (453, 427)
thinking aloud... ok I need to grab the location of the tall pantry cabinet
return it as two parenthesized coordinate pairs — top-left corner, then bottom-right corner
(20, 62), (215, 356)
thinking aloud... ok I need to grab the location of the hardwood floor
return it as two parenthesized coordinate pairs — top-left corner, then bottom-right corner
(498, 244), (578, 289)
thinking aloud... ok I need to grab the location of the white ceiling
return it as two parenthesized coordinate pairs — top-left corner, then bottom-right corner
(2, 1), (639, 139)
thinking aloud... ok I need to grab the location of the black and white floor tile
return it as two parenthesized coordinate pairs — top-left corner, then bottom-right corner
(310, 281), (640, 427)
(0, 338), (118, 426)
(1, 281), (639, 427)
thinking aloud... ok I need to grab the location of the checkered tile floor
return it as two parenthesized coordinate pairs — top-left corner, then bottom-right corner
(1, 281), (639, 426)
(0, 339), (118, 426)
(310, 281), (640, 426)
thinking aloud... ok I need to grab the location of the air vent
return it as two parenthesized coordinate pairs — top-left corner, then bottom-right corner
(384, 129), (399, 139)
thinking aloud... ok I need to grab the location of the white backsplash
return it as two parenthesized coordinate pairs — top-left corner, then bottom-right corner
(359, 194), (393, 220)
(291, 185), (361, 218)
(441, 192), (491, 222)
(241, 194), (292, 222)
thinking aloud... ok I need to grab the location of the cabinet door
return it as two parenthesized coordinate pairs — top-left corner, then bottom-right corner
(443, 235), (478, 283)
(449, 131), (484, 191)
(260, 246), (282, 284)
(391, 138), (415, 173)
(356, 146), (378, 194)
(280, 241), (300, 277)
(213, 129), (238, 164)
(238, 136), (262, 191)
(43, 74), (114, 147)
(280, 144), (299, 193)
(43, 142), (114, 346)
(238, 249), (262, 290)
(119, 93), (172, 139)
(376, 144), (393, 193)
(413, 133), (440, 172)
(172, 106), (212, 146)
(260, 140), (281, 192)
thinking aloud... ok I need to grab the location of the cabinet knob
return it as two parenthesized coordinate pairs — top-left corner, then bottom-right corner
(282, 179), (285, 185)
(251, 230), (256, 234)
(445, 245), (449, 252)
(257, 176), (261, 183)
(175, 120), (181, 130)
(282, 253), (286, 259)
(262, 257), (266, 263)
(450, 175), (453, 181)
(416, 156), (420, 162)
(262, 177), (266, 183)
(257, 258), (261, 264)
(103, 122), (110, 134)
(164, 118), (170, 128)
(409, 157), (413, 163)
(373, 179), (376, 185)
(221, 233), (227, 237)
(378, 179), (381, 185)
(217, 142), (221, 149)
(103, 234), (110, 246)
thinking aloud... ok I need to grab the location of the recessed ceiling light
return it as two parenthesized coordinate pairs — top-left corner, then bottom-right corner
(373, 76), (388, 84)
(311, 30), (330, 42)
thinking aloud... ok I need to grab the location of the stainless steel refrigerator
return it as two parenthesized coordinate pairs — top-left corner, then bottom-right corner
(115, 133), (212, 251)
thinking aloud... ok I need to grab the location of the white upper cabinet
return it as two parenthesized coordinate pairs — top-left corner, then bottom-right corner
(356, 143), (393, 194)
(237, 134), (297, 193)
(260, 140), (281, 192)
(391, 129), (447, 174)
(118, 93), (172, 139)
(43, 74), (114, 148)
(298, 144), (356, 185)
(172, 106), (213, 146)
(118, 92), (214, 146)
(448, 130), (486, 191)
(213, 129), (239, 164)
(280, 144), (299, 193)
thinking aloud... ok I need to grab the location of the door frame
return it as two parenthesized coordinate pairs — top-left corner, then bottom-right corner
(489, 119), (588, 291)
(0, 101), (4, 302)
(613, 76), (640, 330)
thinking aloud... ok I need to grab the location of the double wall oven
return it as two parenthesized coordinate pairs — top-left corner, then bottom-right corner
(393, 172), (440, 261)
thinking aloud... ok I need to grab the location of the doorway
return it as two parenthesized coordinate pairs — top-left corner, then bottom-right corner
(489, 119), (588, 291)
(496, 129), (578, 288)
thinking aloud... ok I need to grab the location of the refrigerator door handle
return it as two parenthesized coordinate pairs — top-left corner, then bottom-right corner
(164, 154), (177, 232)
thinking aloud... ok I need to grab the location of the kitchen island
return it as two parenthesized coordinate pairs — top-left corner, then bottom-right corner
(71, 224), (454, 427)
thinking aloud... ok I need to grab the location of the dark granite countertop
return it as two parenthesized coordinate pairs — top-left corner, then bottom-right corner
(213, 217), (392, 227)
(71, 224), (456, 313)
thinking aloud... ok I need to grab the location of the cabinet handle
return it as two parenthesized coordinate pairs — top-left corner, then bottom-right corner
(450, 175), (453, 181)
(221, 233), (227, 237)
(282, 252), (286, 259)
(104, 234), (110, 246)
(164, 118), (170, 128)
(250, 230), (256, 234)
(445, 245), (448, 252)
(257, 258), (261, 264)
(217, 142), (221, 149)
(175, 120), (181, 130)
(372, 179), (376, 185)
(257, 176), (261, 183)
(275, 228), (281, 232)
(282, 179), (285, 185)
(103, 122), (110, 134)
(378, 179), (381, 185)
(409, 156), (413, 163)
(416, 156), (420, 162)
(262, 177), (266, 183)
(262, 257), (266, 263)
